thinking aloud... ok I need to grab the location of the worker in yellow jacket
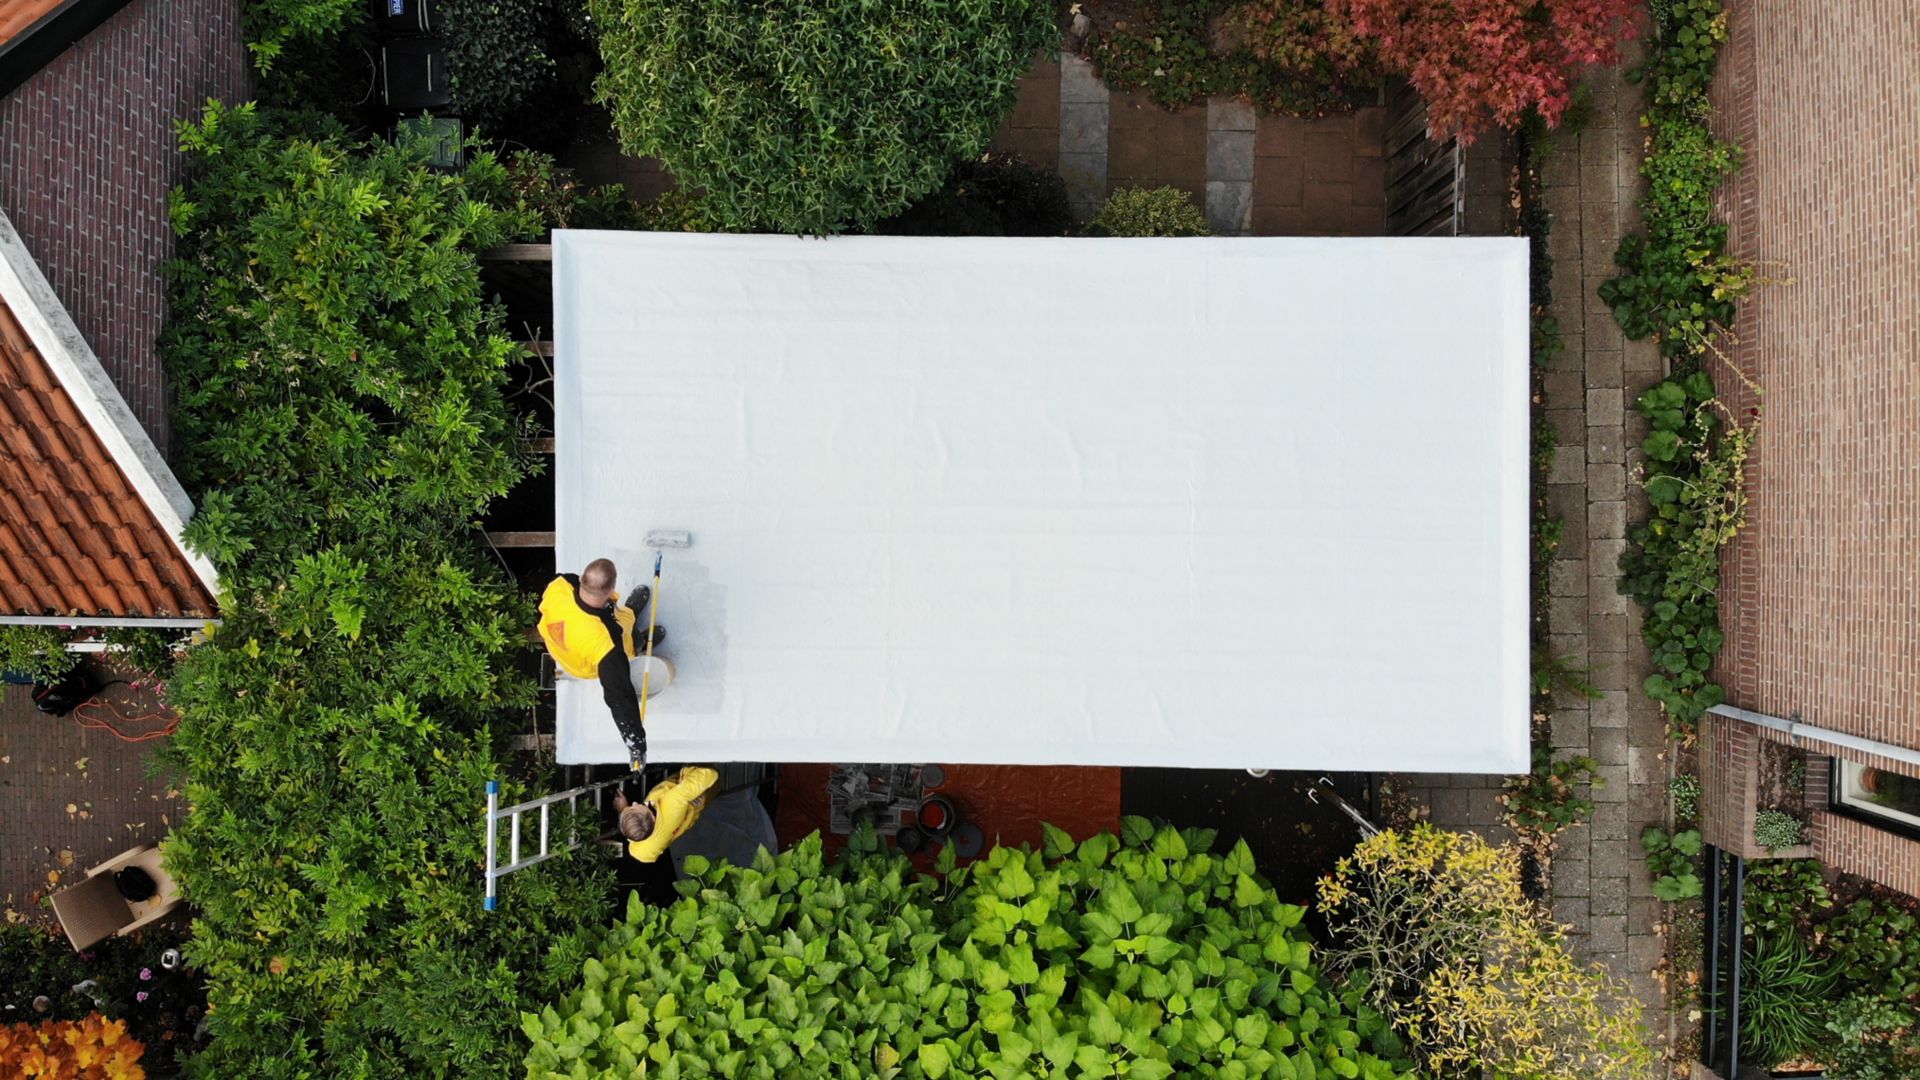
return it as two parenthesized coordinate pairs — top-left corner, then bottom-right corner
(538, 558), (665, 765)
(613, 766), (720, 863)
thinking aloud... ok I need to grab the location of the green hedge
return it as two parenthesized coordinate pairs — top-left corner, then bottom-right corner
(586, 0), (1056, 234)
(525, 822), (1414, 1079)
(1603, 0), (1756, 733)
(158, 102), (612, 1078)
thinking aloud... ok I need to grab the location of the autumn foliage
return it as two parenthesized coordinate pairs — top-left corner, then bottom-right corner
(1325, 0), (1640, 140)
(0, 1014), (145, 1079)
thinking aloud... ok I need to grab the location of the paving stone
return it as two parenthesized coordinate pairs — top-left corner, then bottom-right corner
(1588, 499), (1626, 539)
(1465, 788), (1504, 828)
(1585, 346), (1625, 390)
(1353, 107), (1387, 151)
(1543, 370), (1584, 411)
(1252, 113), (1307, 156)
(1058, 151), (1108, 217)
(1630, 897), (1665, 928)
(1207, 97), (1256, 131)
(1350, 156), (1385, 204)
(1590, 801), (1632, 841)
(1590, 652), (1634, 692)
(1592, 689), (1634, 729)
(1205, 181), (1252, 235)
(1591, 874), (1631, 918)
(1592, 727), (1630, 766)
(1555, 854), (1593, 897)
(1549, 559), (1588, 597)
(1206, 130), (1255, 182)
(1428, 788), (1471, 828)
(1548, 442), (1586, 485)
(1627, 744), (1662, 787)
(1060, 55), (1107, 104)
(1061, 102), (1108, 156)
(1251, 204), (1305, 236)
(1303, 131), (1354, 184)
(1586, 387), (1625, 428)
(1551, 595), (1588, 635)
(1302, 180), (1350, 223)
(1588, 539), (1628, 583)
(1625, 338), (1664, 374)
(1588, 424), (1626, 464)
(1592, 831), (1638, 871)
(1589, 910), (1630, 949)
(1252, 154), (1304, 207)
(1580, 163), (1620, 202)
(1551, 708), (1591, 750)
(1548, 406), (1585, 447)
(1587, 575), (1630, 615)
(1588, 462), (1627, 502)
(1552, 896), (1589, 929)
(1547, 633), (1589, 665)
(1592, 762), (1631, 802)
(1630, 707), (1668, 748)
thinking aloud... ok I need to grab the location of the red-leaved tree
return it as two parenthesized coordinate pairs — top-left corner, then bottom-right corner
(1327, 0), (1639, 141)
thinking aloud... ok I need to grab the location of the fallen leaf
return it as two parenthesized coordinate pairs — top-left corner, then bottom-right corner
(57, 850), (74, 867)
(269, 956), (288, 975)
(73, 758), (89, 772)
(66, 803), (78, 815)
(46, 871), (60, 885)
(78, 811), (90, 820)
(1, 755), (10, 764)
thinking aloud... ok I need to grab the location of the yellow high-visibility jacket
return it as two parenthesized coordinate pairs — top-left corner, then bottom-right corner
(630, 766), (720, 863)
(538, 575), (637, 679)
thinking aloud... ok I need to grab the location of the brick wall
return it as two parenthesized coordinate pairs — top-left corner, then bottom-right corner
(1698, 0), (1920, 890)
(0, 0), (248, 456)
(1709, 0), (1920, 747)
(1817, 811), (1920, 899)
(1705, 707), (1920, 894)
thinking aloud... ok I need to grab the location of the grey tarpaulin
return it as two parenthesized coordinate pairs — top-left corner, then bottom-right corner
(669, 786), (778, 879)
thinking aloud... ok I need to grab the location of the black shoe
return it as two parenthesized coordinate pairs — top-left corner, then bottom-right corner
(641, 626), (665, 649)
(624, 585), (651, 613)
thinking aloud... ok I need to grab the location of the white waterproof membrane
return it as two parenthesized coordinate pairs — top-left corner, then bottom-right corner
(553, 232), (1529, 771)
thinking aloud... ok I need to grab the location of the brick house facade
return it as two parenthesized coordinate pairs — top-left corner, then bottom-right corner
(1699, 0), (1920, 893)
(0, 0), (244, 621)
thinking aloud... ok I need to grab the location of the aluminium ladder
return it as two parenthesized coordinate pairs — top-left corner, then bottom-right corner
(482, 768), (639, 910)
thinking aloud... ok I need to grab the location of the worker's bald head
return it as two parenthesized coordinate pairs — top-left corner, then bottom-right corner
(580, 558), (618, 604)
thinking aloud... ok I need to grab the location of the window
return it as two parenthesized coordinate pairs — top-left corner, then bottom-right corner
(1834, 759), (1920, 833)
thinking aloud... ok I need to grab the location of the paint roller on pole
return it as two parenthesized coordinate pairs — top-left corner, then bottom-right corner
(630, 531), (688, 770)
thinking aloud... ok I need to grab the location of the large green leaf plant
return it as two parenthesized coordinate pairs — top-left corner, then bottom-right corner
(525, 821), (1414, 1079)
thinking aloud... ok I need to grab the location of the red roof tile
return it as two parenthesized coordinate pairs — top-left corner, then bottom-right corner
(0, 295), (214, 617)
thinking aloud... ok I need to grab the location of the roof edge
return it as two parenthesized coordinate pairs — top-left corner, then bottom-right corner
(0, 0), (139, 99)
(0, 209), (221, 603)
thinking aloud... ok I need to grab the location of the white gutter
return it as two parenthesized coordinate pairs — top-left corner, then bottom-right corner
(1708, 703), (1920, 772)
(0, 615), (211, 629)
(0, 209), (220, 603)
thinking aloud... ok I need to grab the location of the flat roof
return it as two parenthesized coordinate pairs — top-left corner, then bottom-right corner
(554, 232), (1529, 771)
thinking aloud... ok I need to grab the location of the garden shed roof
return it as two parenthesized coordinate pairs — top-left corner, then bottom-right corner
(552, 232), (1529, 771)
(0, 210), (216, 619)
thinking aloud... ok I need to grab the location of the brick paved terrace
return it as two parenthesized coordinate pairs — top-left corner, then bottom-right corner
(0, 675), (185, 928)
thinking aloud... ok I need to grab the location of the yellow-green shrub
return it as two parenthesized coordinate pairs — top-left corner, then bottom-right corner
(1318, 825), (1655, 1080)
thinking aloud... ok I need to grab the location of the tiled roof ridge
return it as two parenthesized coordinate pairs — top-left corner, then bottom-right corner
(0, 207), (218, 618)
